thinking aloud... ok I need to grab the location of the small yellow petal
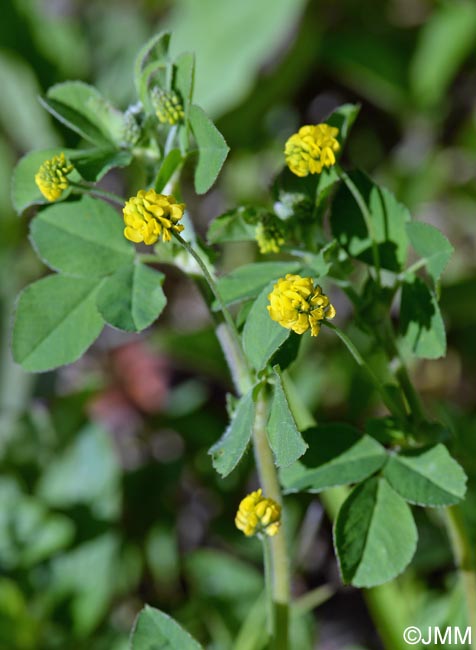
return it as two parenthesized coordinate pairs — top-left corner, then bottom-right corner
(122, 189), (186, 245)
(284, 123), (340, 177)
(267, 274), (336, 336)
(235, 490), (281, 538)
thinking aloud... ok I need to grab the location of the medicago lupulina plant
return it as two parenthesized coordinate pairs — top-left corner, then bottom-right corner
(10, 32), (474, 650)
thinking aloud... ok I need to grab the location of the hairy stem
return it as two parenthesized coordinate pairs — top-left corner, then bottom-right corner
(176, 237), (290, 648)
(253, 390), (290, 650)
(174, 233), (252, 383)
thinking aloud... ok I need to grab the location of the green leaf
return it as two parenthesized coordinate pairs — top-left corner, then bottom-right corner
(11, 147), (131, 214)
(134, 31), (171, 94)
(12, 275), (104, 372)
(51, 534), (122, 636)
(383, 444), (467, 507)
(209, 389), (255, 477)
(189, 104), (229, 194)
(37, 424), (121, 519)
(334, 477), (418, 587)
(42, 81), (127, 146)
(130, 605), (203, 650)
(72, 147), (133, 182)
(399, 276), (446, 359)
(11, 147), (77, 214)
(0, 479), (74, 569)
(406, 221), (453, 283)
(216, 261), (301, 307)
(167, 0), (307, 116)
(267, 367), (307, 467)
(326, 103), (361, 147)
(185, 549), (262, 601)
(281, 423), (386, 492)
(154, 149), (183, 193)
(0, 51), (59, 151)
(207, 206), (259, 244)
(410, 2), (476, 108)
(331, 172), (410, 271)
(174, 52), (195, 118)
(242, 284), (290, 371)
(30, 196), (134, 278)
(97, 263), (166, 332)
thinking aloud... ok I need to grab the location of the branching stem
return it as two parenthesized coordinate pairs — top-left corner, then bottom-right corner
(336, 167), (382, 286)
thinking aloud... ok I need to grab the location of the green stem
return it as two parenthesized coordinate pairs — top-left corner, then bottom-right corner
(70, 182), (125, 207)
(380, 318), (426, 422)
(174, 235), (290, 648)
(324, 321), (406, 419)
(293, 584), (335, 614)
(173, 233), (252, 383)
(252, 390), (290, 650)
(336, 167), (382, 285)
(262, 537), (273, 637)
(399, 258), (427, 279)
(445, 506), (476, 649)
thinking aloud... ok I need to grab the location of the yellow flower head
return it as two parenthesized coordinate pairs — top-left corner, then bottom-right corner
(284, 124), (340, 177)
(255, 220), (285, 255)
(267, 274), (336, 337)
(35, 152), (74, 202)
(123, 189), (185, 245)
(235, 489), (281, 538)
(152, 88), (184, 126)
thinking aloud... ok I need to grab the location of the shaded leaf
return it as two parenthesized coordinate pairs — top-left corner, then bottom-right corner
(266, 367), (307, 467)
(189, 104), (229, 194)
(383, 444), (467, 507)
(331, 172), (410, 271)
(12, 275), (104, 372)
(399, 276), (446, 359)
(38, 424), (121, 519)
(242, 284), (290, 371)
(130, 605), (202, 650)
(97, 263), (166, 332)
(43, 81), (127, 146)
(215, 261), (301, 307)
(410, 2), (476, 107)
(185, 549), (262, 601)
(406, 221), (453, 283)
(281, 423), (386, 492)
(30, 196), (134, 277)
(334, 477), (417, 587)
(209, 389), (255, 477)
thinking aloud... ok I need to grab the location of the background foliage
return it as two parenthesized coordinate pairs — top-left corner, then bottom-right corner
(1, 0), (476, 648)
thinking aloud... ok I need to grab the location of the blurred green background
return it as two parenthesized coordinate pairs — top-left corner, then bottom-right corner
(1, 0), (476, 648)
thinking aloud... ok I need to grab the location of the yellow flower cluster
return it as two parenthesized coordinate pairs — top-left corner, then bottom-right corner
(152, 88), (184, 125)
(123, 190), (185, 245)
(35, 152), (74, 202)
(255, 221), (285, 254)
(235, 489), (281, 538)
(284, 124), (340, 177)
(267, 274), (336, 337)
